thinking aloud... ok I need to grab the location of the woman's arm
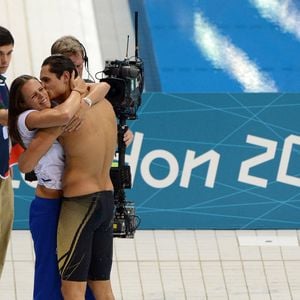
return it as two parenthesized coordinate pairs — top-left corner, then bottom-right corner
(82, 81), (111, 106)
(25, 74), (87, 130)
(19, 82), (111, 172)
(85, 82), (136, 147)
(61, 82), (111, 131)
(18, 126), (63, 173)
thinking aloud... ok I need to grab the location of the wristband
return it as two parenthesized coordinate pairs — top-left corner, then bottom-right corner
(72, 89), (82, 95)
(83, 97), (92, 107)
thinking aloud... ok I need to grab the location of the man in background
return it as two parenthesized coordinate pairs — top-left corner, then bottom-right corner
(51, 35), (91, 80)
(0, 26), (14, 278)
(51, 35), (134, 146)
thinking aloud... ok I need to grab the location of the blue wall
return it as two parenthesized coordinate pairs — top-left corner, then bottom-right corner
(13, 93), (300, 229)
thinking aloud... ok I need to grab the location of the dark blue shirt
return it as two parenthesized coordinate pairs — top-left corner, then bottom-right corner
(0, 74), (10, 178)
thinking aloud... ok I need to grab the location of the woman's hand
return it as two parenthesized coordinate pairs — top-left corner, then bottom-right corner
(63, 98), (92, 132)
(63, 114), (82, 132)
(70, 71), (87, 95)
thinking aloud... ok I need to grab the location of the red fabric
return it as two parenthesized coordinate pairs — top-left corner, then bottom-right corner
(9, 143), (24, 167)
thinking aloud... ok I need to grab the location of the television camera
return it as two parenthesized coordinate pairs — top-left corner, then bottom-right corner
(97, 11), (143, 238)
(101, 58), (143, 121)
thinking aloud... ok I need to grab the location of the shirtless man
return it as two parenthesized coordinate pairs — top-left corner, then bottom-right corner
(39, 55), (117, 300)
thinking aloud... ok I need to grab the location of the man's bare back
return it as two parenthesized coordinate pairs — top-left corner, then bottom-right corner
(60, 99), (117, 197)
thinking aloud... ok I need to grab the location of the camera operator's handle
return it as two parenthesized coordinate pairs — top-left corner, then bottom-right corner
(117, 123), (128, 167)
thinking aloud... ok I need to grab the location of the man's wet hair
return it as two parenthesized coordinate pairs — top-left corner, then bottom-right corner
(41, 54), (78, 79)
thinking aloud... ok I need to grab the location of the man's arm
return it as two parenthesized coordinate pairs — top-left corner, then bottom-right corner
(0, 109), (8, 126)
(18, 126), (63, 173)
(124, 128), (134, 147)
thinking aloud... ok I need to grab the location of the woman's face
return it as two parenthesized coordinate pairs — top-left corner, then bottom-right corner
(21, 79), (51, 111)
